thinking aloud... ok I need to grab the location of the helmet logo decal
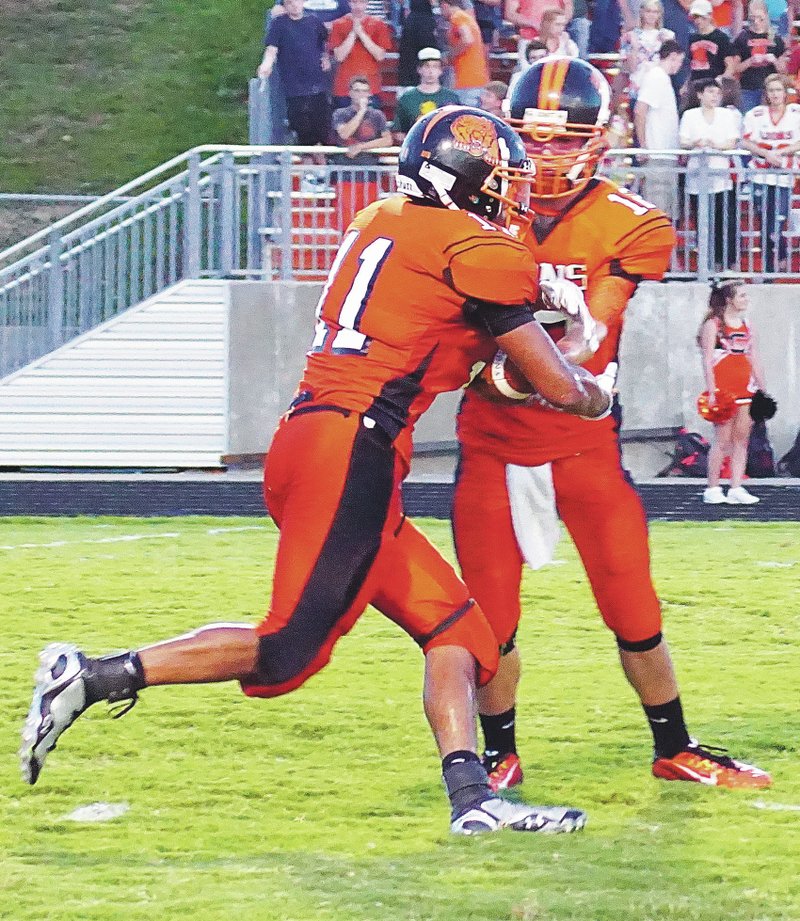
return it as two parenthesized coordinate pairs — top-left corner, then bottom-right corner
(450, 114), (502, 164)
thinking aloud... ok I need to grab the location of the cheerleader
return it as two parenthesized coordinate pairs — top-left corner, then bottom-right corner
(698, 282), (767, 504)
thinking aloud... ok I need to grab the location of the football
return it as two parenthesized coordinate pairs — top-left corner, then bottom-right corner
(474, 350), (536, 402)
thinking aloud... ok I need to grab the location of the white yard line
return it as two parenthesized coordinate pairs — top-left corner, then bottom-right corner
(0, 525), (269, 552)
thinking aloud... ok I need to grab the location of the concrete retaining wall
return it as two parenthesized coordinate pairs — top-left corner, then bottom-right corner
(227, 280), (799, 477)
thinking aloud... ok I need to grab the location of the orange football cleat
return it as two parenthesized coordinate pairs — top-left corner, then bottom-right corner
(652, 742), (772, 789)
(486, 753), (524, 792)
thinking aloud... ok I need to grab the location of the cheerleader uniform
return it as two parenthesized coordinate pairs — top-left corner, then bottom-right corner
(712, 318), (756, 403)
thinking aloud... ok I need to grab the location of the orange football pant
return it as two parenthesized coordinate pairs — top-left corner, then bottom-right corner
(452, 440), (662, 647)
(241, 408), (499, 698)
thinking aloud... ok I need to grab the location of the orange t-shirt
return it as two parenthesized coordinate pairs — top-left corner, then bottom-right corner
(299, 196), (539, 466)
(457, 178), (676, 466)
(329, 14), (394, 96)
(449, 8), (490, 89)
(712, 0), (733, 29)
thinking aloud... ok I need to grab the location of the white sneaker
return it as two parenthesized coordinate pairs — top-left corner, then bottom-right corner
(727, 486), (760, 505)
(20, 643), (91, 784)
(703, 486), (727, 504)
(451, 796), (587, 835)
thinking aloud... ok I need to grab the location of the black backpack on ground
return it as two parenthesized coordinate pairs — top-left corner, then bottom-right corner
(658, 428), (710, 477)
(777, 429), (800, 477)
(746, 420), (776, 478)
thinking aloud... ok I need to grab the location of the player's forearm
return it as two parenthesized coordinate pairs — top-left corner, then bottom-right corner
(496, 321), (611, 417)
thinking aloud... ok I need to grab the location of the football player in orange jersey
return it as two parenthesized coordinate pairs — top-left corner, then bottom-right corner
(453, 58), (773, 791)
(21, 107), (614, 835)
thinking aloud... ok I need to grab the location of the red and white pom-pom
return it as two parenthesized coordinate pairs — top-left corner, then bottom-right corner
(480, 351), (535, 401)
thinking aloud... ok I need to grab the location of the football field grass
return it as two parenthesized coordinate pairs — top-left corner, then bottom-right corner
(2, 516), (798, 921)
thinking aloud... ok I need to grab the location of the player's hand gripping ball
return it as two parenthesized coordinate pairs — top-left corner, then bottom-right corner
(697, 389), (737, 424)
(473, 350), (536, 403)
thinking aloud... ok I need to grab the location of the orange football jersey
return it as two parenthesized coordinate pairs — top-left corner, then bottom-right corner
(296, 195), (539, 465)
(458, 177), (676, 465)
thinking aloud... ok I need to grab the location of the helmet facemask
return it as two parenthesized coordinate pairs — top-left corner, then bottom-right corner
(508, 116), (608, 199)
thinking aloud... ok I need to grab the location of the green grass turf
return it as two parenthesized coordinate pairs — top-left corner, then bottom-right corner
(0, 0), (271, 194)
(1, 516), (798, 921)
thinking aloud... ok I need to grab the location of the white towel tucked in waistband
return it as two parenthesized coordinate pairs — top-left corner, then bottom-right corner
(505, 462), (560, 570)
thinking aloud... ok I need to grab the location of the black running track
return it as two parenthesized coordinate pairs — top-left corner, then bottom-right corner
(0, 476), (798, 521)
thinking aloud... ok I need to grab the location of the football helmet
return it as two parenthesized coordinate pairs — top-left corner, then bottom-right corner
(506, 56), (611, 199)
(396, 105), (533, 225)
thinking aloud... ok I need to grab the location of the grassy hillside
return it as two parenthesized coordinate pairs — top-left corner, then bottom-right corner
(0, 0), (270, 194)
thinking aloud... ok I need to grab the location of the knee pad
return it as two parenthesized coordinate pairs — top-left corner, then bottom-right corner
(615, 631), (663, 653)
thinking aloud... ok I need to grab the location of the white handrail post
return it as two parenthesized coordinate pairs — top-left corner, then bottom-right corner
(185, 151), (202, 278)
(219, 152), (236, 277)
(47, 228), (64, 349)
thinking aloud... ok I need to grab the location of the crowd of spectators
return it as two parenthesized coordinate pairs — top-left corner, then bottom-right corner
(256, 0), (800, 269)
(257, 0), (800, 150)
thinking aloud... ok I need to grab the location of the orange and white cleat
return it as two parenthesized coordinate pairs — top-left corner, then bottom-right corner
(652, 741), (772, 789)
(485, 753), (524, 793)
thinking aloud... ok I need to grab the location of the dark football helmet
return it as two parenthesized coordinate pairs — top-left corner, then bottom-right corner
(396, 105), (533, 225)
(507, 56), (611, 199)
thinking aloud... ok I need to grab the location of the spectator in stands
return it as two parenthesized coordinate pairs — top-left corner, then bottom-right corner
(710, 0), (744, 37)
(679, 78), (741, 267)
(686, 0), (737, 88)
(763, 0), (792, 38)
(329, 0), (394, 109)
(568, 0), (592, 57)
(662, 0), (693, 48)
(397, 0), (439, 90)
(258, 0), (332, 160)
(787, 38), (800, 93)
(589, 0), (637, 54)
(538, 6), (580, 54)
(732, 0), (786, 113)
(741, 73), (800, 271)
(439, 0), (490, 106)
(479, 79), (509, 115)
(504, 0), (574, 56)
(331, 75), (393, 227)
(392, 47), (459, 141)
(270, 0), (351, 28)
(473, 0), (504, 48)
(332, 75), (393, 156)
(507, 38), (548, 95)
(634, 39), (686, 217)
(621, 0), (676, 98)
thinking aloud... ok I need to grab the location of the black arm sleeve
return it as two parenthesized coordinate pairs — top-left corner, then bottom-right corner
(462, 299), (536, 337)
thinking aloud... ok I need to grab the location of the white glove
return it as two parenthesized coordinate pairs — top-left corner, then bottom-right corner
(540, 280), (602, 360)
(579, 361), (618, 420)
(539, 279), (585, 318)
(595, 361), (619, 400)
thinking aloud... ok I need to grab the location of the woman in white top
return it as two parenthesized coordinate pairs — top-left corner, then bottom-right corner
(538, 7), (579, 57)
(620, 0), (675, 97)
(679, 78), (741, 268)
(741, 73), (800, 271)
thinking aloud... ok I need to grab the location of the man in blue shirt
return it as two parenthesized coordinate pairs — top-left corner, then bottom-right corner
(258, 0), (332, 147)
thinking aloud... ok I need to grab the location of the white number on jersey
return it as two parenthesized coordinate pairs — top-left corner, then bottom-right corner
(311, 232), (394, 355)
(607, 189), (655, 216)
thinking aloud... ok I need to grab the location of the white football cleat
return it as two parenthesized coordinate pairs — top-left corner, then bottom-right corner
(451, 796), (587, 835)
(20, 643), (91, 785)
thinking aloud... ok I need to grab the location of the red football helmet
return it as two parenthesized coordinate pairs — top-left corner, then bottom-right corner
(505, 56), (611, 199)
(697, 390), (737, 424)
